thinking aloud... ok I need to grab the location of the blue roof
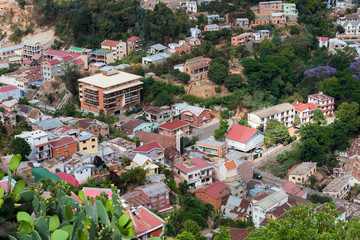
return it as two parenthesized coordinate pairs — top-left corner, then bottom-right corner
(100, 66), (114, 72)
(31, 81), (44, 85)
(249, 188), (265, 197)
(0, 44), (23, 52)
(33, 119), (63, 131)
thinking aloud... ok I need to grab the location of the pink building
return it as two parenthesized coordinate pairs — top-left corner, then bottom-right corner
(158, 119), (190, 137)
(307, 92), (335, 116)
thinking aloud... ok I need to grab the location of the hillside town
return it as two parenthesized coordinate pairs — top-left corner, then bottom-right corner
(1, 0), (360, 239)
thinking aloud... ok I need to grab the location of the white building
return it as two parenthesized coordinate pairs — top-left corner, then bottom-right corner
(15, 131), (50, 161)
(213, 160), (237, 181)
(292, 102), (317, 124)
(0, 86), (21, 102)
(0, 75), (26, 92)
(323, 177), (350, 198)
(174, 157), (213, 188)
(248, 103), (295, 128)
(316, 37), (329, 48)
(226, 123), (264, 152)
(328, 38), (348, 54)
(252, 191), (288, 228)
(180, 1), (197, 12)
(190, 27), (202, 39)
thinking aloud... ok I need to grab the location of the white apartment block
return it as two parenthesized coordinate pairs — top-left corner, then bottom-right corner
(248, 103), (295, 128)
(15, 131), (51, 162)
(175, 158), (213, 188)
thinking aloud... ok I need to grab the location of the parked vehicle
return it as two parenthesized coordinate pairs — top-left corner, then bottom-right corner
(134, 115), (143, 120)
(134, 107), (142, 113)
(253, 173), (262, 180)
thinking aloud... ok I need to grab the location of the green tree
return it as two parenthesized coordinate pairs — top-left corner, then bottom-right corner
(246, 203), (360, 239)
(182, 220), (201, 238)
(224, 74), (244, 92)
(312, 108), (325, 123)
(121, 167), (146, 190)
(318, 77), (342, 100)
(213, 226), (231, 240)
(278, 44), (295, 60)
(294, 115), (301, 126)
(11, 137), (31, 161)
(309, 174), (317, 188)
(336, 25), (345, 34)
(208, 63), (228, 84)
(214, 119), (229, 140)
(177, 72), (191, 84)
(246, 8), (255, 21)
(176, 231), (196, 240)
(98, 134), (103, 143)
(136, 138), (140, 147)
(337, 102), (360, 133)
(18, 98), (29, 105)
(154, 91), (173, 106)
(258, 39), (277, 53)
(266, 120), (291, 145)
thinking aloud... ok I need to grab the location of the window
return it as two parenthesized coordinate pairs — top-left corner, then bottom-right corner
(92, 145), (95, 148)
(159, 194), (165, 199)
(152, 197), (157, 202)
(83, 147), (87, 151)
(160, 203), (165, 207)
(92, 138), (96, 142)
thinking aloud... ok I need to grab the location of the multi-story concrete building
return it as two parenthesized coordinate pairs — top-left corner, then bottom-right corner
(195, 181), (229, 211)
(248, 103), (295, 128)
(15, 130), (51, 162)
(270, 12), (286, 26)
(175, 157), (213, 188)
(231, 33), (253, 46)
(78, 70), (143, 115)
(145, 107), (172, 125)
(288, 162), (317, 185)
(127, 36), (142, 53)
(0, 86), (21, 102)
(75, 131), (98, 154)
(0, 44), (22, 60)
(236, 18), (250, 29)
(204, 24), (220, 31)
(308, 92), (335, 117)
(22, 40), (41, 60)
(282, 3), (298, 21)
(323, 177), (350, 198)
(180, 105), (212, 128)
(196, 139), (228, 157)
(101, 40), (127, 60)
(49, 136), (78, 159)
(293, 102), (317, 124)
(88, 48), (117, 65)
(252, 191), (288, 228)
(183, 56), (210, 81)
(226, 124), (264, 152)
(169, 41), (191, 54)
(42, 56), (74, 81)
(158, 120), (190, 137)
(257, 1), (283, 17)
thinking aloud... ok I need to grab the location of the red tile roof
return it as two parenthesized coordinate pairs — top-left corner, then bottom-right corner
(293, 102), (317, 112)
(175, 157), (211, 174)
(129, 206), (164, 237)
(135, 131), (176, 149)
(49, 136), (76, 148)
(0, 86), (18, 92)
(5, 125), (14, 134)
(31, 54), (42, 60)
(316, 37), (329, 41)
(23, 59), (33, 65)
(226, 124), (258, 143)
(62, 55), (73, 61)
(133, 141), (163, 153)
(74, 58), (84, 66)
(101, 40), (120, 47)
(44, 50), (80, 59)
(55, 172), (79, 187)
(127, 36), (139, 42)
(48, 59), (61, 64)
(55, 125), (77, 134)
(229, 228), (250, 240)
(83, 187), (113, 199)
(281, 181), (306, 198)
(224, 160), (237, 170)
(195, 181), (228, 199)
(158, 119), (189, 131)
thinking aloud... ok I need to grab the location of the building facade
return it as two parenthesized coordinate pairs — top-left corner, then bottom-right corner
(288, 162), (317, 185)
(78, 70), (143, 115)
(307, 92), (335, 117)
(175, 158), (213, 188)
(183, 56), (210, 81)
(231, 33), (253, 46)
(196, 139), (228, 157)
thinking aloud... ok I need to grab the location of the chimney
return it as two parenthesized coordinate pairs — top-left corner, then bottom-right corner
(176, 130), (184, 155)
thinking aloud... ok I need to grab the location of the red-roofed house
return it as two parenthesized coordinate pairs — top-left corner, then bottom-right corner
(158, 119), (190, 137)
(213, 160), (238, 181)
(175, 157), (213, 188)
(293, 102), (317, 124)
(127, 36), (142, 53)
(55, 172), (80, 187)
(43, 50), (80, 61)
(42, 55), (75, 81)
(129, 206), (165, 240)
(316, 36), (329, 48)
(49, 136), (78, 159)
(226, 124), (264, 152)
(281, 181), (307, 199)
(101, 40), (127, 60)
(128, 141), (165, 163)
(195, 181), (229, 210)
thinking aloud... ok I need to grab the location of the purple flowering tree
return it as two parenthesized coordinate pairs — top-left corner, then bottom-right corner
(350, 61), (360, 80)
(304, 66), (337, 80)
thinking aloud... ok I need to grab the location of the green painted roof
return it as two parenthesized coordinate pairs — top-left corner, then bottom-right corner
(23, 40), (38, 46)
(32, 167), (62, 182)
(69, 46), (85, 52)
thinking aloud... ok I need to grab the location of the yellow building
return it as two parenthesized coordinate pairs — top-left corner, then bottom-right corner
(130, 153), (159, 176)
(76, 131), (98, 154)
(288, 162), (317, 185)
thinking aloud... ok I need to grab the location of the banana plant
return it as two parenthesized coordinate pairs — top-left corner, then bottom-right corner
(0, 154), (35, 224)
